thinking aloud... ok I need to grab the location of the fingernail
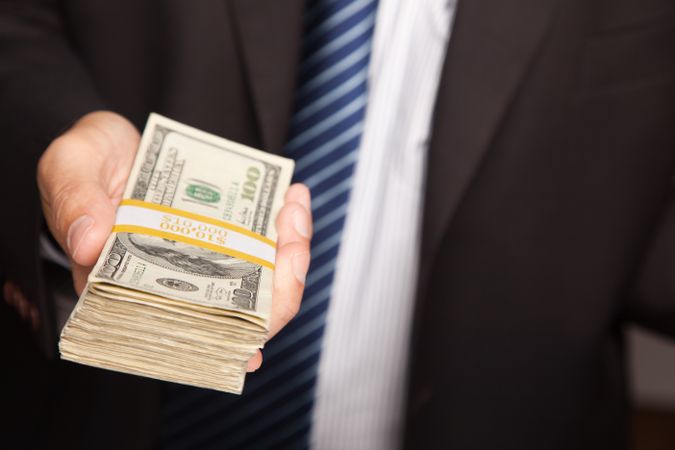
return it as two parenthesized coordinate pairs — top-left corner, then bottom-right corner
(67, 215), (94, 261)
(292, 209), (310, 238)
(291, 252), (310, 284)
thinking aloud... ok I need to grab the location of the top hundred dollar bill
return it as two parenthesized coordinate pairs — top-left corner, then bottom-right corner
(88, 113), (294, 324)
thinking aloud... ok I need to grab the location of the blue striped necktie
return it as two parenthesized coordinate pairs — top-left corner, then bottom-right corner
(161, 1), (378, 448)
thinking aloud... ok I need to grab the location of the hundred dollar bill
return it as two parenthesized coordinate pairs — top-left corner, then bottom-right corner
(59, 114), (294, 393)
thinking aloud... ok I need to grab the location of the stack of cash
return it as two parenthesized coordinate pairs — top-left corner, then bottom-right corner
(59, 114), (294, 393)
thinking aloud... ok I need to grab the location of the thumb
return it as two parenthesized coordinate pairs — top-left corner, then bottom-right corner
(39, 173), (117, 267)
(59, 183), (117, 266)
(37, 112), (139, 266)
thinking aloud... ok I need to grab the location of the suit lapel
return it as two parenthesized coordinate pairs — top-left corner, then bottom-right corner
(420, 0), (559, 268)
(230, 0), (305, 154)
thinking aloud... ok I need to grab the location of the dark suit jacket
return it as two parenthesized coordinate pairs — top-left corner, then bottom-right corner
(2, 0), (675, 448)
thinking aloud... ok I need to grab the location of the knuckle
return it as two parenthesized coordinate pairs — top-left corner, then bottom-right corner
(276, 244), (293, 264)
(275, 242), (293, 262)
(43, 134), (74, 160)
(36, 154), (49, 181)
(277, 240), (309, 260)
(50, 184), (78, 236)
(290, 239), (311, 256)
(37, 143), (59, 183)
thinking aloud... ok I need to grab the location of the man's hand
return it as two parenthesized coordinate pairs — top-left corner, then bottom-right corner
(36, 110), (312, 372)
(37, 111), (140, 294)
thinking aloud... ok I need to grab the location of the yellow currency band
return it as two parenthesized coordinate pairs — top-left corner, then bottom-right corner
(112, 199), (276, 269)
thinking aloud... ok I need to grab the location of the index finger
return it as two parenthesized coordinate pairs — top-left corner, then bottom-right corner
(266, 185), (313, 340)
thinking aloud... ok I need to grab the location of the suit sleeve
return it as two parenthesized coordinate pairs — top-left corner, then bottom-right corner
(0, 0), (105, 350)
(629, 188), (675, 338)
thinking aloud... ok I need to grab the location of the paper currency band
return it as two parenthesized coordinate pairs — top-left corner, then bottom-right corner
(112, 199), (276, 269)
